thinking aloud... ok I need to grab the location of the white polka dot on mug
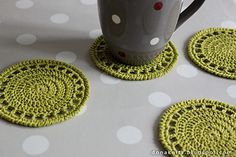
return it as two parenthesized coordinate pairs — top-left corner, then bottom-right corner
(112, 15), (121, 24)
(150, 37), (160, 46)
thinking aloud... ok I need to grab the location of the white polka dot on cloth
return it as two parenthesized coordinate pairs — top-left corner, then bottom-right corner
(177, 64), (198, 78)
(100, 74), (121, 85)
(227, 85), (236, 99)
(80, 0), (97, 5)
(16, 33), (37, 45)
(78, 105), (87, 115)
(50, 13), (69, 24)
(89, 29), (103, 39)
(112, 15), (121, 24)
(221, 20), (236, 29)
(150, 37), (160, 46)
(22, 135), (49, 155)
(16, 0), (34, 9)
(148, 92), (171, 108)
(117, 126), (142, 144)
(56, 51), (77, 63)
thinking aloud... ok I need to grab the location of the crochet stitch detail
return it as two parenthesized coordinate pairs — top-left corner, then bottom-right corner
(0, 59), (90, 127)
(188, 28), (236, 79)
(90, 36), (178, 81)
(159, 99), (236, 157)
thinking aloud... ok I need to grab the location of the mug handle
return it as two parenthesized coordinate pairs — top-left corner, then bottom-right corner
(176, 0), (205, 29)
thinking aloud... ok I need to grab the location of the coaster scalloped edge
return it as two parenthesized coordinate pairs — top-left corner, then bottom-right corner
(159, 99), (236, 157)
(188, 27), (236, 79)
(90, 36), (179, 81)
(0, 59), (90, 127)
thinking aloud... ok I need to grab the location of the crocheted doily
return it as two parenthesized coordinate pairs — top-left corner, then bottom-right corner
(0, 60), (90, 127)
(90, 36), (178, 81)
(188, 28), (236, 79)
(159, 99), (236, 157)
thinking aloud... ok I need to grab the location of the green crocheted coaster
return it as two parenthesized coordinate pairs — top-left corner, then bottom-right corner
(159, 99), (236, 157)
(90, 36), (178, 81)
(188, 28), (236, 79)
(0, 59), (90, 127)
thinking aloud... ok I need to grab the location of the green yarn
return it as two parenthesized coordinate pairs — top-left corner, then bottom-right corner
(159, 99), (236, 157)
(90, 36), (178, 81)
(0, 59), (90, 127)
(188, 28), (236, 79)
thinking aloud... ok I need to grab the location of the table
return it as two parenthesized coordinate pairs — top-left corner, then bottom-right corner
(0, 0), (235, 156)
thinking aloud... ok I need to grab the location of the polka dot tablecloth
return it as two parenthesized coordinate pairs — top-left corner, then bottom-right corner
(0, 0), (235, 157)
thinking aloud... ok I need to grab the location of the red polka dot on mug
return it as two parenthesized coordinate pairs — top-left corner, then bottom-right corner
(154, 1), (163, 11)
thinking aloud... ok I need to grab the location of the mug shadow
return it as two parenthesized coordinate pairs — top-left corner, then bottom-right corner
(1, 21), (98, 70)
(0, 20), (95, 53)
(32, 38), (93, 53)
(36, 38), (91, 57)
(32, 38), (97, 70)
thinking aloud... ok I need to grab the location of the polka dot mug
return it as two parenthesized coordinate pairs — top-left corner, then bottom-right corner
(98, 0), (205, 65)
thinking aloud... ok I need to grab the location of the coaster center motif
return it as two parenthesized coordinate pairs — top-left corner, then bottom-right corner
(0, 59), (90, 127)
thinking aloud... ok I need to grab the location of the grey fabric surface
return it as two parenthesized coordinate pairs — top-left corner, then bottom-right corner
(0, 0), (235, 156)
